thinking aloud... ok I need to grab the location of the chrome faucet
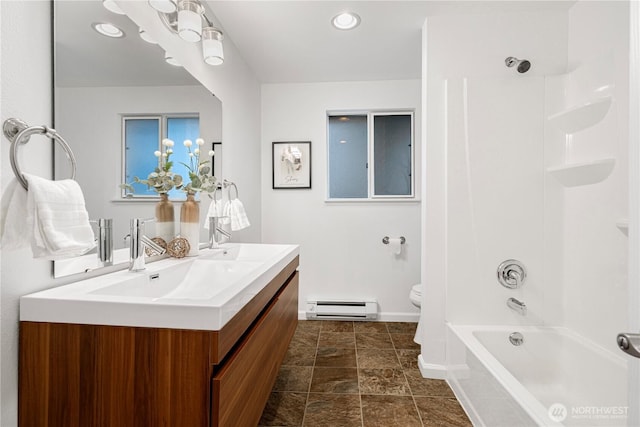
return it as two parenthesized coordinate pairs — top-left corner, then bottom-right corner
(208, 216), (231, 249)
(129, 218), (166, 272)
(507, 297), (527, 315)
(91, 218), (113, 265)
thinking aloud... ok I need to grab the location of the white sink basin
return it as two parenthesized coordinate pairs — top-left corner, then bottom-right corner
(20, 243), (299, 330)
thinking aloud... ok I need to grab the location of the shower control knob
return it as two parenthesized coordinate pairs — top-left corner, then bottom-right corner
(497, 259), (526, 289)
(616, 333), (640, 359)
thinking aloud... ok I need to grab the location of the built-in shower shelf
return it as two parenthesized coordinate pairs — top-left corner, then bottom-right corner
(616, 219), (629, 235)
(547, 158), (615, 187)
(547, 95), (612, 134)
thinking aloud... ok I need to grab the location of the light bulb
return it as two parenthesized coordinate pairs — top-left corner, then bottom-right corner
(202, 27), (224, 65)
(177, 0), (203, 42)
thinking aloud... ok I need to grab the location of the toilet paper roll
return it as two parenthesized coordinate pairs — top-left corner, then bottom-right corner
(387, 237), (403, 255)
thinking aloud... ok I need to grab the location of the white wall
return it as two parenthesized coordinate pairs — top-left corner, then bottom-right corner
(56, 85), (222, 243)
(422, 9), (569, 373)
(0, 2), (261, 425)
(261, 80), (421, 319)
(1, 2), (53, 425)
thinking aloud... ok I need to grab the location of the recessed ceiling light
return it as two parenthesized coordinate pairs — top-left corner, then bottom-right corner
(332, 12), (360, 30)
(92, 22), (125, 38)
(339, 140), (348, 144)
(102, 0), (125, 15)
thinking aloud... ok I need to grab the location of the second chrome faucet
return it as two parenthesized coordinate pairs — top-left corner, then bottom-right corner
(129, 218), (166, 272)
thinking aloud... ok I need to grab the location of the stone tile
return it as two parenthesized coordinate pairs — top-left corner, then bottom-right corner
(259, 392), (307, 426)
(296, 320), (322, 333)
(357, 348), (401, 369)
(315, 347), (357, 368)
(354, 321), (388, 333)
(358, 368), (411, 396)
(291, 329), (320, 348)
(361, 394), (422, 427)
(310, 367), (359, 394)
(320, 321), (354, 332)
(396, 349), (420, 370)
(404, 370), (455, 397)
(390, 333), (420, 350)
(273, 366), (313, 392)
(386, 322), (418, 334)
(318, 332), (355, 348)
(304, 393), (362, 427)
(355, 332), (393, 349)
(414, 397), (472, 427)
(283, 343), (317, 367)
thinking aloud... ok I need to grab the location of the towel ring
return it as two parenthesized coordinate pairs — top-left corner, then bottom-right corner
(224, 179), (239, 198)
(3, 118), (77, 190)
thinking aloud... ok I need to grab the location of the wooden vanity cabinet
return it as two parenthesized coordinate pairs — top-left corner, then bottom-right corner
(19, 256), (299, 427)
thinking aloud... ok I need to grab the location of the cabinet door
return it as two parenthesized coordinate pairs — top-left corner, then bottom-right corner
(212, 272), (299, 427)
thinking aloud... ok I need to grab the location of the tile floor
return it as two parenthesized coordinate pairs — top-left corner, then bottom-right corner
(259, 320), (472, 427)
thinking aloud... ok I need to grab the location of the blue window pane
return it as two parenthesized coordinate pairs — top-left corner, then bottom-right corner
(167, 117), (200, 199)
(328, 115), (368, 198)
(125, 118), (160, 196)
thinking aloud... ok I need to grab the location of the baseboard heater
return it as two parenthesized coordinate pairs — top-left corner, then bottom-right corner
(306, 299), (378, 321)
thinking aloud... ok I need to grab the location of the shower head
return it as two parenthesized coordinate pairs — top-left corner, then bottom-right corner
(505, 56), (531, 73)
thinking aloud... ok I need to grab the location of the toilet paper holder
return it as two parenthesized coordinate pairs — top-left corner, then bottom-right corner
(382, 236), (406, 245)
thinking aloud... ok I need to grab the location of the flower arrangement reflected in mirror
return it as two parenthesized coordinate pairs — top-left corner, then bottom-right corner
(179, 138), (217, 257)
(180, 138), (217, 194)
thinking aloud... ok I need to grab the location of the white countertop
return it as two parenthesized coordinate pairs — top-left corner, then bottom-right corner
(20, 243), (299, 331)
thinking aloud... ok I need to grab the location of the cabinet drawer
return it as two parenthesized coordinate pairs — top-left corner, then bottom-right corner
(212, 272), (298, 427)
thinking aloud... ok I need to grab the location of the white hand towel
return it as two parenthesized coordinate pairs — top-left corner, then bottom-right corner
(0, 179), (30, 250)
(24, 173), (95, 260)
(230, 199), (250, 231)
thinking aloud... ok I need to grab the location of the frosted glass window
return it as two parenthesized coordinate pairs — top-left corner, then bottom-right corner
(122, 115), (199, 199)
(373, 114), (412, 196)
(327, 111), (414, 200)
(328, 115), (368, 198)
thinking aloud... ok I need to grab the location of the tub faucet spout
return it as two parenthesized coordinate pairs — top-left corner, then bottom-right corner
(507, 297), (527, 315)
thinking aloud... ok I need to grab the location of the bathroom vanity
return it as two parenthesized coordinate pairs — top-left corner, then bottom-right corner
(18, 244), (299, 427)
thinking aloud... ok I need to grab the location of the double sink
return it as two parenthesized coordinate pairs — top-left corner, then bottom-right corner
(20, 243), (299, 331)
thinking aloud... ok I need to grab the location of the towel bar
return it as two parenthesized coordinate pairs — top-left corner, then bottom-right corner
(3, 118), (77, 190)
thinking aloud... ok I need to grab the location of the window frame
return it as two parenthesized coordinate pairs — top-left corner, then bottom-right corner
(326, 109), (415, 201)
(120, 113), (199, 199)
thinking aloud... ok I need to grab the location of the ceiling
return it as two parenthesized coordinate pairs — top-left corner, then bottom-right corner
(56, 0), (574, 87)
(207, 0), (574, 84)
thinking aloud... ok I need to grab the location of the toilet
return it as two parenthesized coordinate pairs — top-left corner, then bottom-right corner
(409, 284), (423, 345)
(410, 284), (422, 308)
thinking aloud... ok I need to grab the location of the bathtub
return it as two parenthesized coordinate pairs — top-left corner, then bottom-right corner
(447, 325), (628, 426)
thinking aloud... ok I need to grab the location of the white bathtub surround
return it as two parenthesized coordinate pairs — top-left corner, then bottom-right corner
(448, 325), (628, 427)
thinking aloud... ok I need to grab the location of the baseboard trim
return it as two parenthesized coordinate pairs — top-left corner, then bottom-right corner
(417, 354), (447, 379)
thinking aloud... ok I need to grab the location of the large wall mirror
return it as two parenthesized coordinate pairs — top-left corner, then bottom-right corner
(53, 1), (222, 278)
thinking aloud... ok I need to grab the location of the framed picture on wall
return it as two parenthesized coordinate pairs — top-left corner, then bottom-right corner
(272, 141), (312, 189)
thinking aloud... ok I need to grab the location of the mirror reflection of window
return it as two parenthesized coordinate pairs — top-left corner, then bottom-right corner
(124, 117), (161, 197)
(122, 114), (200, 200)
(327, 111), (414, 200)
